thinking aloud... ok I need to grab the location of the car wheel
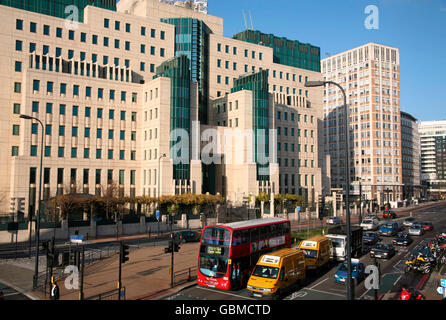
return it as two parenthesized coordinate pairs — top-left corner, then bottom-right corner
(404, 266), (411, 273)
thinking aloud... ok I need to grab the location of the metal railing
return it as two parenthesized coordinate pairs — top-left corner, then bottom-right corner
(85, 287), (125, 300)
(173, 266), (197, 287)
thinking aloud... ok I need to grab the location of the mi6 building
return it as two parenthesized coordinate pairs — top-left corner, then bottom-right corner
(0, 0), (328, 219)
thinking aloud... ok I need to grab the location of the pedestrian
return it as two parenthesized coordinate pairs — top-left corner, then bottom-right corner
(50, 281), (60, 300)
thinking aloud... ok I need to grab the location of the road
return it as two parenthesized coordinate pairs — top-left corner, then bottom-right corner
(164, 203), (446, 300)
(0, 282), (31, 300)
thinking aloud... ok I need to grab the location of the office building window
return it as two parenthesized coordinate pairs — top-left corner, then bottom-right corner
(30, 145), (37, 156)
(16, 19), (23, 30)
(11, 146), (19, 156)
(44, 146), (51, 157)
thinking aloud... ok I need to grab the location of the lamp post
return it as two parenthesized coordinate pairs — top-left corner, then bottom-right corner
(305, 80), (353, 300)
(158, 154), (167, 235)
(20, 114), (44, 289)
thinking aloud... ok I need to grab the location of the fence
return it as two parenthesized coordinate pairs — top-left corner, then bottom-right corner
(173, 266), (197, 287)
(85, 287), (126, 300)
(34, 243), (121, 294)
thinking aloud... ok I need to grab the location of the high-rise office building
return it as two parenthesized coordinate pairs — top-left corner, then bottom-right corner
(321, 43), (402, 206)
(419, 120), (446, 198)
(0, 0), (327, 218)
(400, 111), (421, 199)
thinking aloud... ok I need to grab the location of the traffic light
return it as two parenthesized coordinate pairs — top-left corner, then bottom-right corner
(164, 234), (180, 253)
(318, 195), (325, 221)
(120, 242), (130, 264)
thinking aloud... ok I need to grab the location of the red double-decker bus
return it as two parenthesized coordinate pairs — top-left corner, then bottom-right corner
(197, 218), (291, 290)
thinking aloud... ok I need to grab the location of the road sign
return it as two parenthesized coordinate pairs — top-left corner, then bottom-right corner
(156, 210), (160, 221)
(297, 206), (301, 212)
(437, 287), (444, 295)
(71, 235), (84, 244)
(441, 279), (446, 287)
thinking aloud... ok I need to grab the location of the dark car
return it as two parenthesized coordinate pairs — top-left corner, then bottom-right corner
(363, 232), (380, 245)
(383, 211), (397, 219)
(176, 231), (200, 243)
(392, 232), (413, 246)
(420, 222), (433, 232)
(370, 243), (396, 259)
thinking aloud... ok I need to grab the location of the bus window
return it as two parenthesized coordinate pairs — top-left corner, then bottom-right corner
(241, 230), (250, 244)
(232, 231), (241, 246)
(284, 222), (290, 234)
(202, 227), (231, 246)
(251, 228), (259, 242)
(199, 255), (228, 278)
(259, 226), (268, 240)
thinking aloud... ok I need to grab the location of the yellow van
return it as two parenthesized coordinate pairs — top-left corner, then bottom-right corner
(298, 235), (333, 271)
(247, 248), (305, 299)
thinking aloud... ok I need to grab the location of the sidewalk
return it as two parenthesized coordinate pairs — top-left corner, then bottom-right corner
(420, 263), (446, 300)
(30, 241), (201, 301)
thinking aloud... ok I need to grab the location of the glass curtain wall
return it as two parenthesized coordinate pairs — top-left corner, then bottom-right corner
(0, 0), (117, 21)
(155, 55), (191, 181)
(231, 70), (270, 181)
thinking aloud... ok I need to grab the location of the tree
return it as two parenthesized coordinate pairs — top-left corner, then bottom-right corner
(101, 181), (120, 220)
(54, 184), (80, 220)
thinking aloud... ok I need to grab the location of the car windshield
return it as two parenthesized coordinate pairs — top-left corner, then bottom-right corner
(382, 224), (394, 229)
(252, 265), (279, 279)
(411, 225), (421, 229)
(397, 233), (408, 238)
(375, 244), (389, 249)
(329, 238), (344, 247)
(339, 264), (359, 273)
(302, 249), (318, 259)
(362, 220), (373, 224)
(364, 232), (376, 238)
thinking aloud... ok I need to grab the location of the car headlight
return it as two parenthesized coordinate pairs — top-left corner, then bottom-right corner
(247, 285), (253, 289)
(263, 288), (272, 293)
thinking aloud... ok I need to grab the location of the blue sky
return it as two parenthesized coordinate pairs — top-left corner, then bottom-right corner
(118, 0), (445, 121)
(207, 0), (446, 122)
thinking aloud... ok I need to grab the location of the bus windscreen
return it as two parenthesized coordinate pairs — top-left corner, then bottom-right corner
(199, 227), (231, 278)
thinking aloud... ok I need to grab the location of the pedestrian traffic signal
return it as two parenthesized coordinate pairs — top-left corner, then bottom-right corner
(164, 239), (180, 253)
(120, 242), (130, 264)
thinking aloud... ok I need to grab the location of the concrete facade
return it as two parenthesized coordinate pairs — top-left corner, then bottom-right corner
(322, 43), (403, 205)
(1, 0), (327, 219)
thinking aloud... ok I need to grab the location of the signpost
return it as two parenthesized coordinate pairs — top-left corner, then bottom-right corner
(156, 210), (160, 235)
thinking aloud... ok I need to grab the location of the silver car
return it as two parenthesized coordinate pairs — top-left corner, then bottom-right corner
(327, 217), (342, 225)
(408, 224), (424, 236)
(360, 219), (379, 231)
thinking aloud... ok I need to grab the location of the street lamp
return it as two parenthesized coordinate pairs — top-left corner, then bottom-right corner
(158, 154), (167, 235)
(305, 80), (354, 300)
(20, 114), (44, 289)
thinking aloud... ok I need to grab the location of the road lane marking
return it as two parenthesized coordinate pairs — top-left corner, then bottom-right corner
(306, 287), (345, 298)
(309, 277), (328, 289)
